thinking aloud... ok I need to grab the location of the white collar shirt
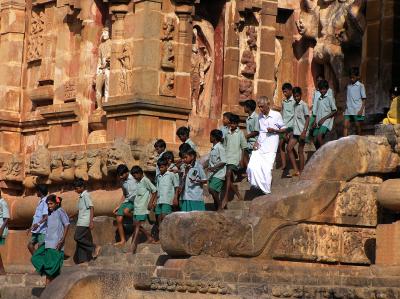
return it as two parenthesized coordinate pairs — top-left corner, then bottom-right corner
(257, 110), (285, 154)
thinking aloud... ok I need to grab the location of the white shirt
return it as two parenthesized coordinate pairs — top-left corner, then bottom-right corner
(256, 110), (285, 154)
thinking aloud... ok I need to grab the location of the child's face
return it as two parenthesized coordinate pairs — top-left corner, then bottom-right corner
(154, 146), (165, 155)
(159, 164), (168, 174)
(119, 172), (129, 181)
(132, 172), (143, 181)
(74, 186), (84, 194)
(210, 135), (216, 143)
(350, 75), (358, 84)
(48, 201), (56, 212)
(293, 93), (302, 103)
(230, 122), (238, 131)
(320, 88), (328, 96)
(283, 89), (292, 99)
(183, 154), (195, 165)
(243, 106), (250, 114)
(178, 134), (187, 142)
(222, 116), (230, 126)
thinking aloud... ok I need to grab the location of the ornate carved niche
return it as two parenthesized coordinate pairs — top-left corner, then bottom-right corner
(64, 79), (77, 102)
(160, 17), (176, 71)
(27, 8), (46, 63)
(0, 155), (23, 182)
(235, 5), (260, 100)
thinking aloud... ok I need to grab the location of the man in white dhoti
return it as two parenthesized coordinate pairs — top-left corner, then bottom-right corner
(247, 96), (286, 194)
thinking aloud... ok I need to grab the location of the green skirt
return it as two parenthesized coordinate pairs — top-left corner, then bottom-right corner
(31, 244), (64, 278)
(180, 200), (205, 212)
(0, 237), (5, 245)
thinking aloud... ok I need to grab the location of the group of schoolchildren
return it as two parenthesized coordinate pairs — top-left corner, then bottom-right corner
(0, 67), (368, 285)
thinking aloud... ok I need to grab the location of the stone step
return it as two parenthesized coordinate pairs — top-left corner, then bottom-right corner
(136, 243), (165, 255)
(0, 286), (44, 299)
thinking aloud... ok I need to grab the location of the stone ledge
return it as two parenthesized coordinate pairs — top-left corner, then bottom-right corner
(103, 94), (191, 118)
(38, 102), (80, 124)
(27, 85), (54, 103)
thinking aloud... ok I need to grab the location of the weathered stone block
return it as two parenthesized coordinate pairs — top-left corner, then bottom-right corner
(376, 221), (400, 266)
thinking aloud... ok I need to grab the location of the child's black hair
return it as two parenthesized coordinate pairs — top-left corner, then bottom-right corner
(46, 194), (62, 207)
(222, 112), (232, 119)
(316, 74), (325, 80)
(182, 148), (197, 158)
(390, 86), (400, 97)
(176, 126), (190, 137)
(73, 178), (85, 188)
(350, 67), (359, 77)
(163, 151), (174, 162)
(154, 139), (166, 149)
(318, 79), (329, 90)
(116, 164), (129, 176)
(130, 165), (143, 175)
(242, 99), (256, 111)
(36, 184), (48, 196)
(179, 143), (192, 158)
(210, 129), (223, 142)
(229, 114), (240, 124)
(292, 87), (302, 95)
(282, 82), (293, 91)
(157, 157), (169, 167)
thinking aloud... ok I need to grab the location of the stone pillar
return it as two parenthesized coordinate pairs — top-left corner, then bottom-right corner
(131, 0), (162, 96)
(174, 3), (193, 102)
(257, 0), (277, 101)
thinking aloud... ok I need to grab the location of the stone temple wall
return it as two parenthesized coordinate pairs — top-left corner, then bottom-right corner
(0, 0), (397, 247)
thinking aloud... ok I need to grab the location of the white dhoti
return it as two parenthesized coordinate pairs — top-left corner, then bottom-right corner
(247, 150), (276, 194)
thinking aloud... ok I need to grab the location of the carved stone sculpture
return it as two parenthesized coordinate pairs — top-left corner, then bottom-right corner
(159, 73), (175, 97)
(61, 152), (76, 181)
(161, 41), (175, 70)
(95, 27), (112, 110)
(239, 80), (253, 100)
(27, 10), (45, 62)
(106, 139), (134, 173)
(75, 152), (88, 181)
(118, 43), (133, 94)
(87, 149), (104, 181)
(246, 26), (257, 51)
(28, 146), (51, 177)
(161, 17), (175, 41)
(296, 0), (366, 88)
(49, 152), (63, 183)
(0, 155), (22, 181)
(240, 50), (256, 77)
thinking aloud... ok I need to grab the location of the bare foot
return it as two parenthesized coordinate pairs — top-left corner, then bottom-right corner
(114, 241), (126, 247)
(131, 243), (137, 254)
(0, 269), (6, 275)
(93, 246), (102, 259)
(146, 237), (156, 244)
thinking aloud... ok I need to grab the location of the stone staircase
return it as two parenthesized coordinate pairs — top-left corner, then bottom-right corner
(0, 272), (45, 299)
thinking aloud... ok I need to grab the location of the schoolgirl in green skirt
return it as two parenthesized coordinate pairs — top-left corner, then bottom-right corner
(31, 195), (70, 285)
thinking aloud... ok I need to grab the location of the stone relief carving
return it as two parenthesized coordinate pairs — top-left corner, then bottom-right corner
(240, 26), (258, 79)
(87, 149), (105, 181)
(118, 43), (133, 94)
(159, 73), (175, 97)
(74, 152), (88, 181)
(161, 41), (175, 70)
(273, 224), (374, 264)
(61, 152), (76, 181)
(95, 27), (112, 110)
(27, 9), (45, 62)
(64, 79), (77, 101)
(106, 139), (134, 173)
(191, 24), (213, 117)
(296, 0), (366, 88)
(49, 152), (63, 182)
(0, 155), (23, 181)
(161, 17), (175, 41)
(28, 146), (51, 177)
(239, 79), (253, 100)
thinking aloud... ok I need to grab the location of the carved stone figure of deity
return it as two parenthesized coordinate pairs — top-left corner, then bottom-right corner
(241, 50), (256, 78)
(0, 155), (22, 181)
(106, 139), (134, 173)
(161, 41), (175, 70)
(246, 26), (257, 51)
(118, 43), (133, 94)
(239, 80), (253, 100)
(161, 17), (175, 41)
(95, 27), (112, 110)
(190, 43), (205, 111)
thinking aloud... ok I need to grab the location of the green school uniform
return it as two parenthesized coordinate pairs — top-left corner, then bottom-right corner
(134, 176), (157, 220)
(224, 128), (247, 167)
(246, 111), (260, 150)
(292, 100), (310, 136)
(313, 93), (337, 136)
(208, 142), (226, 193)
(156, 171), (179, 215)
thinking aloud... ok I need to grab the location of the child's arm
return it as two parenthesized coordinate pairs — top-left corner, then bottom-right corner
(89, 206), (94, 230)
(317, 110), (337, 126)
(358, 98), (366, 115)
(173, 187), (179, 206)
(57, 224), (70, 251)
(148, 192), (157, 210)
(0, 218), (8, 236)
(301, 115), (310, 140)
(208, 162), (226, 173)
(31, 215), (48, 231)
(113, 194), (125, 214)
(245, 131), (259, 140)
